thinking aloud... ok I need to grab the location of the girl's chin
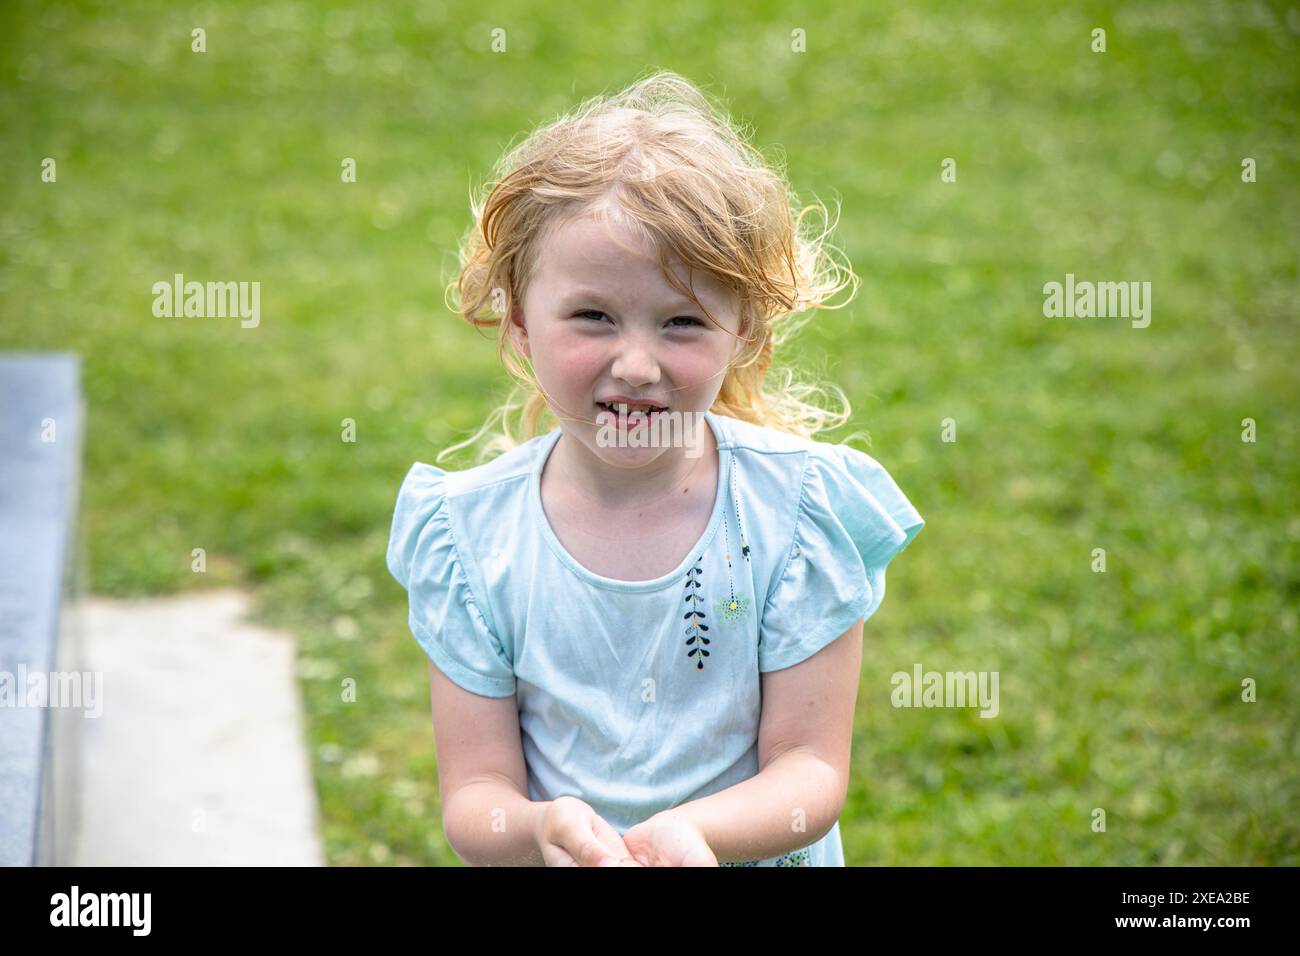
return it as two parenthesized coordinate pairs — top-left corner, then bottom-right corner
(591, 435), (671, 454)
(588, 426), (676, 459)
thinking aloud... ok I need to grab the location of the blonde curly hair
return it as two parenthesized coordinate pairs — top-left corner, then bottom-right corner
(438, 68), (861, 466)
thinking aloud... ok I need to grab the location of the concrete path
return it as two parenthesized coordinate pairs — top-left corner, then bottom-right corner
(70, 589), (325, 865)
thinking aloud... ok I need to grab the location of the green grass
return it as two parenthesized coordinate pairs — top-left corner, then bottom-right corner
(2, 0), (1297, 865)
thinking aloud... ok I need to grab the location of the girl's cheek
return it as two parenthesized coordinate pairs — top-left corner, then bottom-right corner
(549, 330), (615, 373)
(672, 349), (731, 390)
(559, 341), (610, 376)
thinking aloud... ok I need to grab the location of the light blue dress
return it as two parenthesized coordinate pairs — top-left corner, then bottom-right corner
(386, 410), (924, 866)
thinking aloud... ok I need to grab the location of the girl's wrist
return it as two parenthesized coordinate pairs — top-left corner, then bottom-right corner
(651, 805), (696, 832)
(529, 799), (554, 854)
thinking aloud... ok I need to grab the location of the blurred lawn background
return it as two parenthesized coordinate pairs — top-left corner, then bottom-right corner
(2, 0), (1297, 865)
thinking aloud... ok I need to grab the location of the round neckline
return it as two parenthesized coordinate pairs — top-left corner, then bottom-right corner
(529, 409), (731, 592)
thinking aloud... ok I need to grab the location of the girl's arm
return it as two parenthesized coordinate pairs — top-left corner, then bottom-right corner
(425, 659), (551, 866)
(647, 618), (863, 863)
(443, 778), (553, 867)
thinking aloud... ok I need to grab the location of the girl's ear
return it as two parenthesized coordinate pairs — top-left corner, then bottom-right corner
(509, 302), (530, 358)
(732, 304), (751, 359)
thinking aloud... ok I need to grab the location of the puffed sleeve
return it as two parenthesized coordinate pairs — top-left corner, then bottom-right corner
(758, 444), (924, 672)
(385, 463), (517, 698)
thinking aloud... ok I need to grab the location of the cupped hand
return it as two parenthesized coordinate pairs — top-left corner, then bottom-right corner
(537, 796), (645, 867)
(622, 812), (718, 867)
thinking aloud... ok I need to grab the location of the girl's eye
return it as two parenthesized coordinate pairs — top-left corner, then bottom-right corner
(575, 310), (703, 328)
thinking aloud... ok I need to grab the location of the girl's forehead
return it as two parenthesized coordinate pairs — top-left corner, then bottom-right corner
(543, 212), (658, 264)
(538, 215), (732, 300)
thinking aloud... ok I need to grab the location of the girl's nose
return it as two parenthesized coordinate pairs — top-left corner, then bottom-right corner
(610, 338), (662, 387)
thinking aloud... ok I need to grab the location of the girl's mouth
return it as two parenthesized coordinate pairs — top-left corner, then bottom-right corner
(596, 401), (668, 426)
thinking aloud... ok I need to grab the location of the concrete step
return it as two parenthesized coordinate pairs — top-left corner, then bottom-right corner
(71, 589), (324, 866)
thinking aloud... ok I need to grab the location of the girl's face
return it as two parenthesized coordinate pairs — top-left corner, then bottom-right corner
(509, 208), (744, 468)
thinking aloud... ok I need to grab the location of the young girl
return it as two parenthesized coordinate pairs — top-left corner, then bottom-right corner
(386, 70), (923, 867)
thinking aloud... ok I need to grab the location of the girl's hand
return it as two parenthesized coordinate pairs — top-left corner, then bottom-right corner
(535, 796), (644, 867)
(622, 812), (718, 867)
